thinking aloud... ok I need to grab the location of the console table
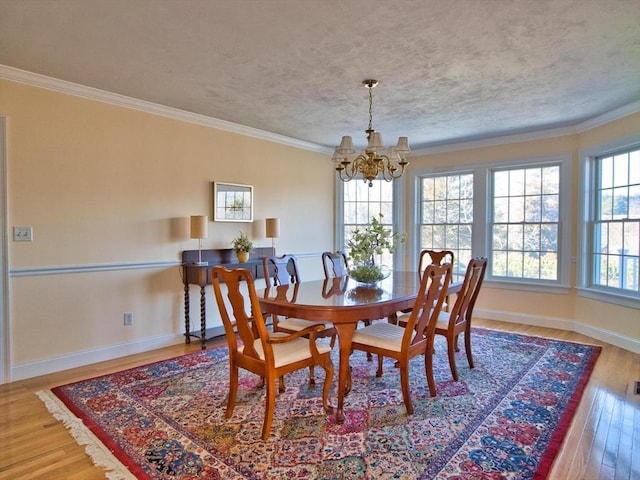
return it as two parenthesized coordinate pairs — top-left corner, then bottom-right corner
(181, 247), (274, 348)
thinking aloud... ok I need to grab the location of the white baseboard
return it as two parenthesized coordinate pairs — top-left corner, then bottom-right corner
(475, 308), (640, 354)
(10, 333), (185, 382)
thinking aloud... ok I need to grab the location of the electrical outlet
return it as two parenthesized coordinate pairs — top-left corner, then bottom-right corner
(123, 312), (133, 326)
(13, 226), (33, 242)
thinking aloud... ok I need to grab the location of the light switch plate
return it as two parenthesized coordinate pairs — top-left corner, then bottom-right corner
(13, 226), (33, 242)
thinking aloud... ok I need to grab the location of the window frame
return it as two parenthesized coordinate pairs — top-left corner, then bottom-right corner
(409, 154), (572, 294)
(578, 134), (640, 309)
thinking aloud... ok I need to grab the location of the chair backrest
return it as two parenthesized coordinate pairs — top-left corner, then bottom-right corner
(418, 249), (455, 277)
(263, 254), (301, 287)
(211, 266), (270, 363)
(448, 257), (488, 327)
(322, 251), (348, 279)
(404, 263), (452, 347)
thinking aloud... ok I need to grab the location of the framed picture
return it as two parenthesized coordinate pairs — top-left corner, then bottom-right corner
(213, 182), (253, 222)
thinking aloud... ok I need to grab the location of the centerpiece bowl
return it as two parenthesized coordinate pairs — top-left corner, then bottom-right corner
(347, 264), (391, 286)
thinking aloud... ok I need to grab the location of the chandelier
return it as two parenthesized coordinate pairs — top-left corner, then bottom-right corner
(333, 79), (410, 187)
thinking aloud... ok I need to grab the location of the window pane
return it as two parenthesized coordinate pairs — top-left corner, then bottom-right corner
(422, 201), (434, 223)
(525, 168), (542, 195)
(509, 169), (525, 196)
(507, 224), (523, 251)
(507, 252), (524, 277)
(542, 194), (559, 222)
(542, 166), (559, 194)
(494, 197), (508, 222)
(525, 196), (541, 222)
(509, 196), (525, 222)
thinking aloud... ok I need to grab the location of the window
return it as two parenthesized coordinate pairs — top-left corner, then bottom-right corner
(491, 165), (560, 281)
(413, 154), (570, 291)
(419, 173), (473, 275)
(341, 179), (398, 267)
(589, 146), (639, 295)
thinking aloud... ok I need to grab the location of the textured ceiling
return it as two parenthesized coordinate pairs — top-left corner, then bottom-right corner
(1, 0), (639, 152)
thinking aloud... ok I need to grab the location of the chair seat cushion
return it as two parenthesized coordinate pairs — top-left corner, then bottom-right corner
(250, 332), (332, 368)
(352, 322), (414, 352)
(435, 311), (450, 330)
(277, 317), (334, 332)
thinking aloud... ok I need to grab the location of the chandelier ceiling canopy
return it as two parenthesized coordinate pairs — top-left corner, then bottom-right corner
(333, 79), (410, 187)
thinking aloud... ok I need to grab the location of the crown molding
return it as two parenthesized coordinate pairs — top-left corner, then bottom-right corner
(2, 64), (638, 157)
(412, 99), (640, 156)
(0, 65), (327, 154)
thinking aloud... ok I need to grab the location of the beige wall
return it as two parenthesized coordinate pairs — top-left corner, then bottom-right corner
(2, 78), (638, 380)
(3, 79), (334, 370)
(406, 112), (640, 342)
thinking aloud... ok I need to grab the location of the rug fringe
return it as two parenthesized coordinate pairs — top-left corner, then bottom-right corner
(37, 390), (138, 480)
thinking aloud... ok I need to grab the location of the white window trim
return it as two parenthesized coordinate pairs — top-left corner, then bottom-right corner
(578, 133), (640, 309)
(409, 153), (572, 294)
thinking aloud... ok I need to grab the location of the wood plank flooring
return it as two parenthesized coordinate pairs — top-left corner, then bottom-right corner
(1, 319), (638, 479)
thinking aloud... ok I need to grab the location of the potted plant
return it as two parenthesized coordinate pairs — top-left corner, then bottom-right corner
(231, 232), (254, 263)
(346, 214), (406, 285)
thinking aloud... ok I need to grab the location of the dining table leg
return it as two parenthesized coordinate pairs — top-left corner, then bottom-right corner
(332, 321), (356, 424)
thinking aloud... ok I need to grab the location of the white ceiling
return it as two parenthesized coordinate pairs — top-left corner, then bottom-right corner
(1, 0), (639, 152)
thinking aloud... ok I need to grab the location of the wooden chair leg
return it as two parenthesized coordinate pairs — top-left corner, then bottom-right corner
(278, 376), (285, 393)
(308, 366), (316, 387)
(447, 338), (459, 381)
(424, 349), (437, 397)
(226, 364), (238, 418)
(465, 332), (474, 369)
(262, 375), (277, 441)
(399, 364), (413, 415)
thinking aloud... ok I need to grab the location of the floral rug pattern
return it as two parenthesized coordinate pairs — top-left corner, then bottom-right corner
(43, 328), (600, 479)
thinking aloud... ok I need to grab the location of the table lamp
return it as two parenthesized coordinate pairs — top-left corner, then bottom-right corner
(265, 217), (280, 254)
(190, 215), (208, 265)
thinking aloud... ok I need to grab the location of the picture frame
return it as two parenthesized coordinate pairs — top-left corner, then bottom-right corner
(213, 182), (253, 222)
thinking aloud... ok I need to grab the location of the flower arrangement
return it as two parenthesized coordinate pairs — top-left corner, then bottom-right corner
(231, 231), (254, 253)
(346, 214), (406, 284)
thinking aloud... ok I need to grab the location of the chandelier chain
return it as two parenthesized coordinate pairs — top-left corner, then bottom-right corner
(368, 86), (373, 135)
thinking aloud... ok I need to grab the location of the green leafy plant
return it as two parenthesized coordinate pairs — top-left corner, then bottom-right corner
(231, 232), (254, 253)
(346, 214), (406, 283)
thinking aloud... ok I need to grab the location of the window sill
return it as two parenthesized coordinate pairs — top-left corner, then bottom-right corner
(576, 287), (640, 309)
(484, 279), (570, 295)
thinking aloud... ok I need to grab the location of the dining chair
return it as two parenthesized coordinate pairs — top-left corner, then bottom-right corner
(321, 250), (348, 278)
(434, 256), (487, 381)
(263, 254), (337, 383)
(350, 263), (452, 414)
(419, 249), (455, 310)
(418, 249), (455, 274)
(211, 266), (334, 441)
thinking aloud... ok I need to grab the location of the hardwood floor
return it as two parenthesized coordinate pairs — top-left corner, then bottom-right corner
(1, 319), (638, 479)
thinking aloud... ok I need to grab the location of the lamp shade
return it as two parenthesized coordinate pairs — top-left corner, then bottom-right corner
(190, 215), (208, 239)
(367, 131), (384, 151)
(336, 136), (355, 155)
(265, 218), (280, 238)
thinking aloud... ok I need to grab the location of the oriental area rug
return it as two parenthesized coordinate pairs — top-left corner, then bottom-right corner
(38, 328), (600, 480)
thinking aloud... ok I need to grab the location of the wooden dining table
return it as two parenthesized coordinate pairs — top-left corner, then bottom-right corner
(258, 270), (462, 423)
